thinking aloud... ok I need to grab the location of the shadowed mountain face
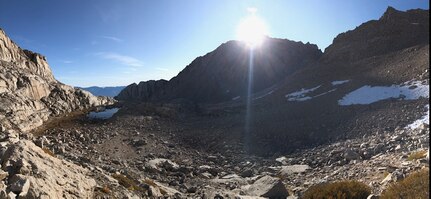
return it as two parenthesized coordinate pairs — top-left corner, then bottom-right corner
(117, 7), (429, 156)
(117, 7), (429, 105)
(116, 38), (323, 103)
(229, 7), (430, 155)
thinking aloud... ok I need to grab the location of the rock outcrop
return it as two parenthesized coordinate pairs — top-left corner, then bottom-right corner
(116, 38), (322, 103)
(0, 28), (114, 133)
(243, 175), (289, 198)
(1, 140), (96, 198)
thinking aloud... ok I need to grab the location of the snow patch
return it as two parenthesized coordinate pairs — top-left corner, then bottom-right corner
(285, 85), (321, 101)
(232, 96), (241, 100)
(314, 88), (337, 98)
(253, 90), (274, 100)
(406, 104), (429, 129)
(331, 80), (350, 86)
(338, 81), (429, 105)
(275, 156), (287, 163)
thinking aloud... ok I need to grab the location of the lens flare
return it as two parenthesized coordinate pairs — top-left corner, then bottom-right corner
(244, 49), (254, 153)
(236, 12), (268, 48)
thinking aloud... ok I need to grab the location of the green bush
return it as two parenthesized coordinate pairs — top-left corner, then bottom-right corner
(381, 168), (429, 199)
(302, 180), (371, 199)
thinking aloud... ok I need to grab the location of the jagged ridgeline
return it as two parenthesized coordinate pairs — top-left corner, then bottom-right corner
(116, 38), (322, 103)
(0, 29), (114, 132)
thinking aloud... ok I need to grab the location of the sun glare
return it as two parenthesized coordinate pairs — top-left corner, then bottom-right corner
(237, 9), (268, 48)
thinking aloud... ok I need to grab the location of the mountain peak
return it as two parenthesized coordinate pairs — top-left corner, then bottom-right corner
(117, 37), (322, 103)
(380, 6), (405, 21)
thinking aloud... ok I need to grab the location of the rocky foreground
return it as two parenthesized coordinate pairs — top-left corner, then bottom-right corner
(31, 110), (429, 198)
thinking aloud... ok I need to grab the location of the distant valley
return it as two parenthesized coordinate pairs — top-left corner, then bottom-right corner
(78, 86), (126, 97)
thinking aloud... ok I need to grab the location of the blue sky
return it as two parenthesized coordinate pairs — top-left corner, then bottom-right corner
(0, 0), (428, 87)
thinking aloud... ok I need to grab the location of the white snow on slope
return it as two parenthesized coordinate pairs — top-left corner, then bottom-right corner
(339, 81), (429, 105)
(314, 88), (337, 98)
(406, 104), (429, 129)
(331, 80), (350, 86)
(232, 96), (241, 101)
(285, 85), (321, 101)
(254, 90), (274, 100)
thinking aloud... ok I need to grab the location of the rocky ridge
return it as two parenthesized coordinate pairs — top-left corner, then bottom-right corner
(116, 38), (322, 103)
(0, 28), (114, 133)
(322, 6), (429, 63)
(0, 28), (114, 198)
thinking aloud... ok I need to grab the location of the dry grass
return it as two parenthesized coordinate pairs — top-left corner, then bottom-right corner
(101, 185), (111, 194)
(407, 150), (427, 161)
(143, 179), (167, 195)
(95, 185), (111, 194)
(41, 147), (55, 157)
(302, 180), (371, 199)
(142, 179), (158, 187)
(380, 168), (429, 199)
(31, 109), (88, 136)
(112, 174), (143, 191)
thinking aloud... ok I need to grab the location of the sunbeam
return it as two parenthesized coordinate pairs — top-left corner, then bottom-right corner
(244, 48), (254, 153)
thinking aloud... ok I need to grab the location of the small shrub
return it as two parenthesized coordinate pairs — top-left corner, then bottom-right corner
(143, 179), (167, 195)
(42, 147), (55, 157)
(112, 174), (142, 191)
(101, 185), (111, 194)
(407, 150), (427, 161)
(142, 179), (157, 187)
(95, 185), (111, 194)
(302, 180), (371, 199)
(380, 168), (429, 199)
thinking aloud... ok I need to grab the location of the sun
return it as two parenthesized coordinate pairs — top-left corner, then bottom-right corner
(236, 10), (268, 48)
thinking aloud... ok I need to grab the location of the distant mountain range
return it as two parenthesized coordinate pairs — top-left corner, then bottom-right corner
(78, 86), (126, 97)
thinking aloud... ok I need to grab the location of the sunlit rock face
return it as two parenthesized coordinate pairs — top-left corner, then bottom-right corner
(117, 37), (323, 103)
(0, 28), (114, 133)
(1, 140), (97, 198)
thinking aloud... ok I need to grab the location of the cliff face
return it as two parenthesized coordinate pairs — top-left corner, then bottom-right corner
(0, 28), (113, 133)
(116, 38), (323, 103)
(0, 30), (53, 81)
